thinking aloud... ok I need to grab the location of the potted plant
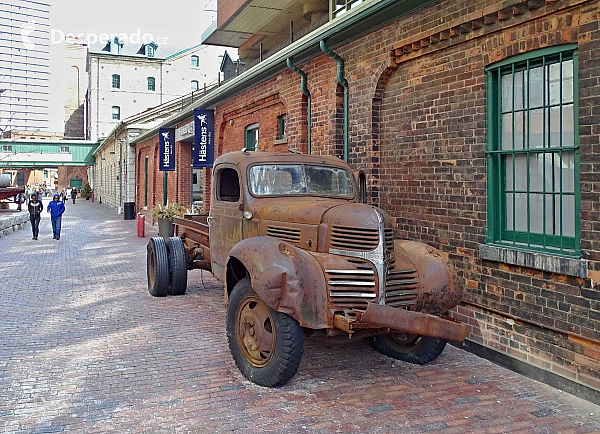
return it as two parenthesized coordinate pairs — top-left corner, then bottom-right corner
(81, 183), (93, 200)
(151, 202), (186, 238)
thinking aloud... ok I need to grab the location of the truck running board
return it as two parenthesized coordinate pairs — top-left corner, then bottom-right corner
(356, 303), (469, 342)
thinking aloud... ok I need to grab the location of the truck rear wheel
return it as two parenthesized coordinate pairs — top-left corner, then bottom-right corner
(371, 333), (446, 365)
(226, 277), (304, 387)
(166, 237), (187, 296)
(147, 237), (170, 297)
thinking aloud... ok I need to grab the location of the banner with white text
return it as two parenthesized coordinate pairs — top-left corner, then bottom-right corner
(193, 109), (214, 168)
(158, 128), (175, 171)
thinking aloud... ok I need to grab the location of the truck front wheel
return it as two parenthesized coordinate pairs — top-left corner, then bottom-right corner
(371, 333), (446, 365)
(226, 277), (304, 387)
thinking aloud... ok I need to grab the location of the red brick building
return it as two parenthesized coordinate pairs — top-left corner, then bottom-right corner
(133, 0), (600, 401)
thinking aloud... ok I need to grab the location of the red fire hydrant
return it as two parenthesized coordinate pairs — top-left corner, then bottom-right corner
(137, 213), (145, 238)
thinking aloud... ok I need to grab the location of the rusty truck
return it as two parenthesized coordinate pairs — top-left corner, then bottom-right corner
(146, 150), (469, 387)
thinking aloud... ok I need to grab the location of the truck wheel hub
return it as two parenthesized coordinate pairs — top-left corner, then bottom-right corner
(236, 296), (275, 367)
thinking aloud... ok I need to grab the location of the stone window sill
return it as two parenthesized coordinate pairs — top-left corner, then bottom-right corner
(479, 244), (587, 279)
(273, 137), (288, 145)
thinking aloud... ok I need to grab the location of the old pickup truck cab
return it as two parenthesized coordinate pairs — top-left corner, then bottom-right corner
(146, 150), (468, 387)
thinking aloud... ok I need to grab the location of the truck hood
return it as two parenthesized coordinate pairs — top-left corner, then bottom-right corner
(256, 197), (352, 225)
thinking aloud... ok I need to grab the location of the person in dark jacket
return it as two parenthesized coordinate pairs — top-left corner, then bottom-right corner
(70, 188), (77, 204)
(28, 193), (43, 240)
(47, 193), (65, 240)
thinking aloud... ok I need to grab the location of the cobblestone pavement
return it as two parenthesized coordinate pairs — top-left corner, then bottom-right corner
(1, 200), (599, 433)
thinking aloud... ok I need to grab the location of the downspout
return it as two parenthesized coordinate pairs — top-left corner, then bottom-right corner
(285, 58), (311, 154)
(319, 40), (348, 162)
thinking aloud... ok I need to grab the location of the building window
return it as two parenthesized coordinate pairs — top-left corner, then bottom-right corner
(60, 146), (69, 153)
(245, 123), (259, 151)
(191, 80), (199, 91)
(147, 77), (155, 91)
(277, 114), (286, 139)
(147, 46), (155, 57)
(112, 106), (121, 120)
(112, 74), (120, 89)
(191, 55), (199, 67)
(486, 46), (579, 256)
(331, 0), (367, 19)
(1, 145), (12, 152)
(110, 39), (121, 54)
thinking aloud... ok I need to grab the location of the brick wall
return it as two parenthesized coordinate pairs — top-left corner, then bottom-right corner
(56, 166), (88, 192)
(207, 0), (600, 392)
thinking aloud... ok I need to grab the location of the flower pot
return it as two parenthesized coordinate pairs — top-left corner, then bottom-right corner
(158, 218), (174, 239)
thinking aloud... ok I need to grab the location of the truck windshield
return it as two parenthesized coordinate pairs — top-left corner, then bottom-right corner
(249, 164), (354, 197)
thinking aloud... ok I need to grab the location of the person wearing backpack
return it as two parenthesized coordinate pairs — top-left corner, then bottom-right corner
(28, 193), (43, 240)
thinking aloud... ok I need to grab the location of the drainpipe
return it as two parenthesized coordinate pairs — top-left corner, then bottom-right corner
(319, 40), (348, 162)
(286, 58), (311, 154)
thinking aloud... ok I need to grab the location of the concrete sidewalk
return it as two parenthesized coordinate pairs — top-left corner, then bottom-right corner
(0, 200), (598, 433)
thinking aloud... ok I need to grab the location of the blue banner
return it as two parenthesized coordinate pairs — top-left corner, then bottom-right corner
(193, 108), (214, 168)
(158, 128), (175, 171)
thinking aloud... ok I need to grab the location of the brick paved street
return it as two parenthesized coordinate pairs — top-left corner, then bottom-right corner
(0, 200), (599, 433)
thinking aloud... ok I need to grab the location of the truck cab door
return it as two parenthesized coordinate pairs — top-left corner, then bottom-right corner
(209, 164), (243, 283)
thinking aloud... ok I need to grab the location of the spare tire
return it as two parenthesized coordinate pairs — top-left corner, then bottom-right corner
(166, 237), (188, 296)
(147, 237), (169, 297)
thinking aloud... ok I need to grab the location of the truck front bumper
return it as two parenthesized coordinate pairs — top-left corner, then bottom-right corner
(351, 303), (469, 342)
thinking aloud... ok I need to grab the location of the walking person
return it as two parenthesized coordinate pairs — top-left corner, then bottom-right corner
(28, 193), (43, 240)
(71, 188), (77, 204)
(47, 193), (65, 240)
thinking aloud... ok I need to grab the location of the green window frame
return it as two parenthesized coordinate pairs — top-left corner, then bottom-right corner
(486, 44), (580, 257)
(245, 123), (259, 151)
(112, 74), (120, 89)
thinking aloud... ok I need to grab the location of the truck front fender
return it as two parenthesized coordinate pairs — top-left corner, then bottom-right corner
(228, 236), (329, 329)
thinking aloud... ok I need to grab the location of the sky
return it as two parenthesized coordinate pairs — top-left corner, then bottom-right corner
(50, 0), (217, 49)
(43, 0), (225, 133)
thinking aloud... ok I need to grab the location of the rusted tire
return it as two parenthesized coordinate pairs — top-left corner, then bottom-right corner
(226, 277), (304, 387)
(147, 237), (169, 297)
(166, 237), (187, 296)
(371, 333), (446, 365)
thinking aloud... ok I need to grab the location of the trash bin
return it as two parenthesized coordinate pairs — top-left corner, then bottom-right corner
(124, 202), (136, 220)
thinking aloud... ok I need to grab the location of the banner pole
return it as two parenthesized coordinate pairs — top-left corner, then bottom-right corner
(163, 171), (168, 205)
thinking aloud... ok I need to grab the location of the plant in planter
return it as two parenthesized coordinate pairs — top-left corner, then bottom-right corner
(81, 183), (93, 200)
(151, 203), (187, 238)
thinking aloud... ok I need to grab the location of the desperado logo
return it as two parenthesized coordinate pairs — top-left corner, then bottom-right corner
(161, 131), (171, 167)
(197, 113), (208, 162)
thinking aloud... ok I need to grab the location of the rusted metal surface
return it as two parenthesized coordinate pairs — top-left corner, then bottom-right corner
(229, 236), (329, 329)
(170, 151), (466, 343)
(360, 303), (469, 342)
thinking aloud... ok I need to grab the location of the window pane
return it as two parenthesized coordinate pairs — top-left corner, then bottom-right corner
(502, 73), (512, 112)
(562, 195), (575, 237)
(562, 151), (575, 193)
(529, 108), (544, 148)
(562, 59), (574, 103)
(514, 193), (527, 232)
(505, 155), (513, 191)
(514, 70), (524, 111)
(548, 63), (560, 105)
(502, 113), (512, 150)
(561, 104), (574, 147)
(529, 153), (544, 192)
(545, 193), (554, 235)
(506, 193), (513, 231)
(514, 111), (525, 150)
(530, 193), (544, 234)
(514, 154), (527, 191)
(528, 66), (543, 107)
(548, 106), (561, 147)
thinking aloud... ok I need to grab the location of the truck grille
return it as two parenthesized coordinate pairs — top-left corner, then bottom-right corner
(330, 225), (379, 252)
(385, 266), (418, 308)
(326, 259), (377, 310)
(384, 228), (394, 254)
(266, 225), (301, 243)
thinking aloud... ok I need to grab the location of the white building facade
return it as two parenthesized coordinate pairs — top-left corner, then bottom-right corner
(86, 40), (223, 142)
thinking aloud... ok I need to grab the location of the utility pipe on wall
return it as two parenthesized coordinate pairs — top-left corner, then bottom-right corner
(319, 40), (348, 162)
(286, 58), (311, 154)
